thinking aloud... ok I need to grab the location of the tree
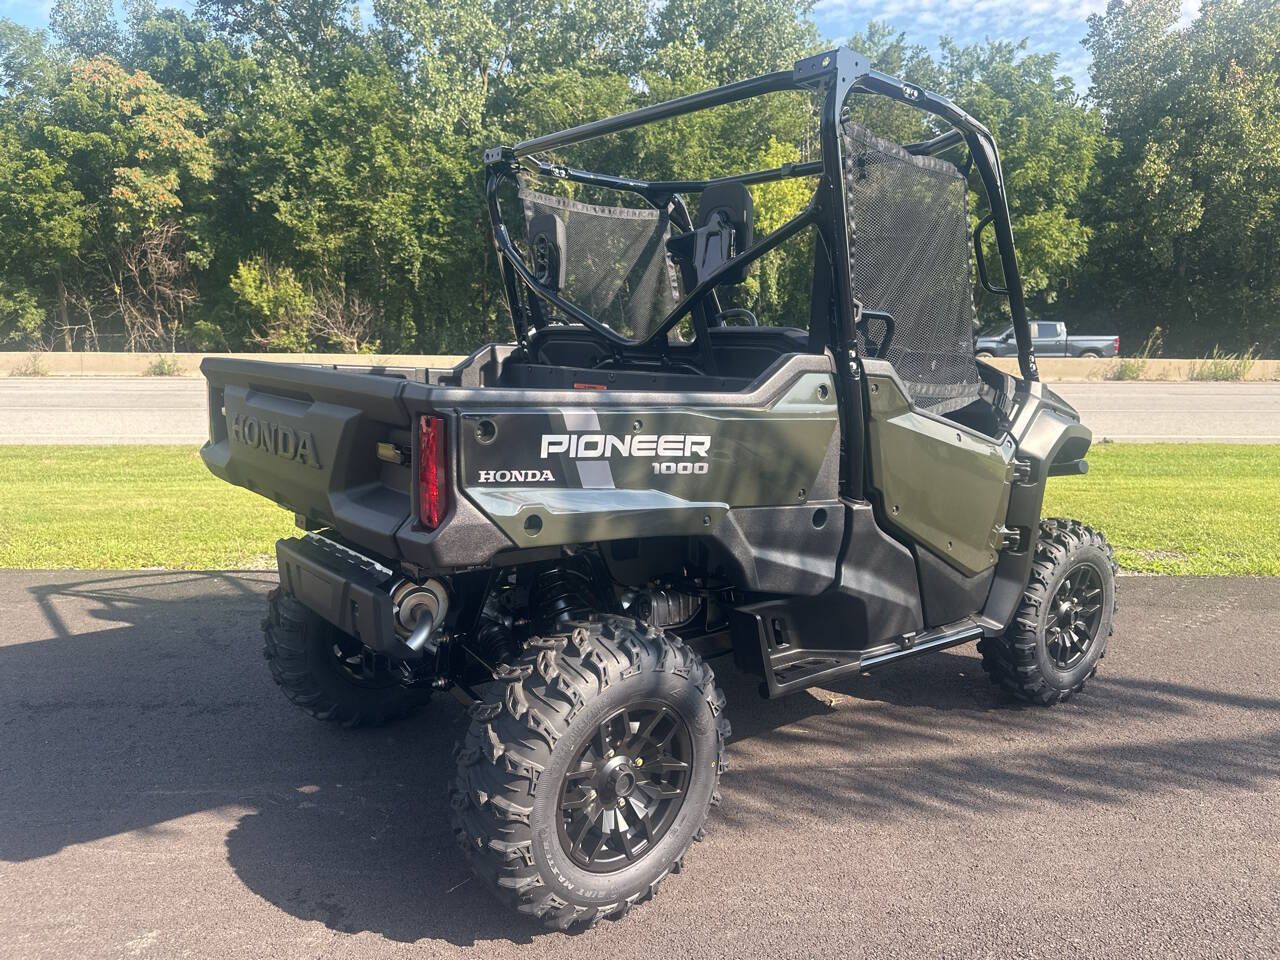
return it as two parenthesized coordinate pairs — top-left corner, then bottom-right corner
(654, 0), (818, 84)
(49, 0), (124, 58)
(231, 255), (313, 351)
(112, 222), (200, 350)
(125, 6), (258, 119)
(1, 0), (1271, 356)
(0, 24), (84, 347)
(228, 47), (484, 350)
(196, 0), (360, 73)
(1080, 0), (1280, 353)
(844, 23), (941, 146)
(0, 18), (65, 98)
(0, 126), (88, 346)
(939, 39), (1105, 322)
(839, 26), (1105, 327)
(1, 14), (215, 349)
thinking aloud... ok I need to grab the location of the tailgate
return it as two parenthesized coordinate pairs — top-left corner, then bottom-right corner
(200, 358), (414, 559)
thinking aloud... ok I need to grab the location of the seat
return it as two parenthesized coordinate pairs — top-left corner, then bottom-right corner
(704, 325), (812, 379)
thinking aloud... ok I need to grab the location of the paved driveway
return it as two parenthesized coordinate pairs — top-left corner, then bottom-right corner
(1, 572), (1277, 959)
(1, 378), (1279, 444)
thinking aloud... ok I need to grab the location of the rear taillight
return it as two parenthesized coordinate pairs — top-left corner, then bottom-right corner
(1114, 337), (1120, 353)
(418, 414), (449, 531)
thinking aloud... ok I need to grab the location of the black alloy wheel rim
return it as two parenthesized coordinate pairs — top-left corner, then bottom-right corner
(1047, 562), (1105, 669)
(557, 700), (694, 873)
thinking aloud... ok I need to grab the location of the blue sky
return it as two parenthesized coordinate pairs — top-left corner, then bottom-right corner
(813, 0), (1201, 89)
(3, 0), (1201, 91)
(814, 0), (1108, 87)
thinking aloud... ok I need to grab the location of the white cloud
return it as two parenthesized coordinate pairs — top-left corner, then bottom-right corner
(813, 0), (1120, 89)
(816, 0), (1206, 90)
(814, 0), (1110, 21)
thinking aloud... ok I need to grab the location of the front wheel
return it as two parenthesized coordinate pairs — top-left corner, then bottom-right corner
(450, 618), (730, 930)
(978, 519), (1118, 705)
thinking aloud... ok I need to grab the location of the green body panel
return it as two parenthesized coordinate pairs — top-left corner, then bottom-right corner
(466, 488), (732, 547)
(862, 360), (1014, 576)
(459, 372), (840, 548)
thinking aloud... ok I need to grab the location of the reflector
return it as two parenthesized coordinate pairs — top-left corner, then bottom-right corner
(419, 415), (449, 530)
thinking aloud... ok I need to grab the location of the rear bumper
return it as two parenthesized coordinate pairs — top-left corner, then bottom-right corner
(275, 535), (414, 658)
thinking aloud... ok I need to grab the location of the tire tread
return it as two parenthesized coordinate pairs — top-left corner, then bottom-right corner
(262, 587), (418, 728)
(449, 618), (729, 931)
(978, 518), (1118, 705)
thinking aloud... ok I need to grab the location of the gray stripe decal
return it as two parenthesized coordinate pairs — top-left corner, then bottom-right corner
(576, 460), (615, 489)
(558, 407), (615, 489)
(559, 408), (600, 431)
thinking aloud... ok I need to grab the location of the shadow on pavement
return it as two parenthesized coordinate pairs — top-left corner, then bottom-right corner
(2, 572), (1278, 946)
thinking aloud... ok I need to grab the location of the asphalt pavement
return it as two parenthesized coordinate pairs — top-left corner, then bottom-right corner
(1, 377), (1278, 444)
(1, 572), (1277, 959)
(0, 378), (208, 444)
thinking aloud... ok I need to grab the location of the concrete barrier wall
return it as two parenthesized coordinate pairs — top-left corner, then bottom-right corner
(988, 356), (1279, 382)
(0, 352), (465, 377)
(1, 351), (1276, 382)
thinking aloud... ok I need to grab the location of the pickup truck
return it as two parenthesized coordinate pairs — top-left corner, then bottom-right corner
(976, 321), (1119, 358)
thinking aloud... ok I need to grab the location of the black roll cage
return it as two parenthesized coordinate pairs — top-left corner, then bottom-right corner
(483, 47), (1038, 384)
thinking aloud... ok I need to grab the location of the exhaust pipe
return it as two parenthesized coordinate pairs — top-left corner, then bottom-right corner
(391, 578), (449, 653)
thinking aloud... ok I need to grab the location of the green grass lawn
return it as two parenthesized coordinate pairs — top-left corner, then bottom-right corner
(0, 444), (1276, 574)
(1043, 443), (1280, 576)
(0, 446), (295, 569)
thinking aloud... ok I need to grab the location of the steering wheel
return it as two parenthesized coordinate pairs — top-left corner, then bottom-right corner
(716, 308), (760, 327)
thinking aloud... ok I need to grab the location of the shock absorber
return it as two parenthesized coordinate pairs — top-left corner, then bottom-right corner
(529, 559), (606, 630)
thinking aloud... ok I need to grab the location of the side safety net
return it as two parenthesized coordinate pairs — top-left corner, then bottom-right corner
(842, 123), (980, 415)
(519, 187), (679, 341)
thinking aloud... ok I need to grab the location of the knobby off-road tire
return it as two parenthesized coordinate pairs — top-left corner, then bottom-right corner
(262, 588), (422, 727)
(979, 519), (1118, 705)
(450, 617), (730, 931)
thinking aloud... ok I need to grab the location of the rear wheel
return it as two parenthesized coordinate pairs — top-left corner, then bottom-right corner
(1079, 349), (1103, 358)
(262, 588), (422, 727)
(978, 519), (1117, 705)
(450, 617), (729, 930)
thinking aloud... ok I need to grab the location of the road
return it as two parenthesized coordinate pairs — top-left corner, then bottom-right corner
(1, 572), (1277, 959)
(0, 378), (208, 444)
(1052, 381), (1280, 442)
(0, 377), (1278, 444)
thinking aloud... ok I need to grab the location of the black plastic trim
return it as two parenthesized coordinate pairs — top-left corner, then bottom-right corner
(276, 535), (410, 657)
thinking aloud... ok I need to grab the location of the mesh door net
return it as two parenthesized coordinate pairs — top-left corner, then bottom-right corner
(842, 123), (981, 415)
(519, 188), (679, 340)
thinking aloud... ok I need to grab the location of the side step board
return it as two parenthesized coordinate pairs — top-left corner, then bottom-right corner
(731, 608), (985, 698)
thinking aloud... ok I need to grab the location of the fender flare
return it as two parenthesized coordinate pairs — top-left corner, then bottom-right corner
(980, 396), (1093, 631)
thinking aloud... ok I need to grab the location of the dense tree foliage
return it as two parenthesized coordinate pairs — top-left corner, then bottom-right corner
(0, 0), (1274, 354)
(1074, 0), (1280, 353)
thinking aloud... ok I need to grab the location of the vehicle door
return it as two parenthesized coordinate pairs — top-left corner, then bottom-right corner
(985, 326), (1016, 356)
(1032, 321), (1065, 356)
(841, 124), (1014, 581)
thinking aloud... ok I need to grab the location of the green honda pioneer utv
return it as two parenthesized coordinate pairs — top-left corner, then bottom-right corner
(201, 48), (1116, 930)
